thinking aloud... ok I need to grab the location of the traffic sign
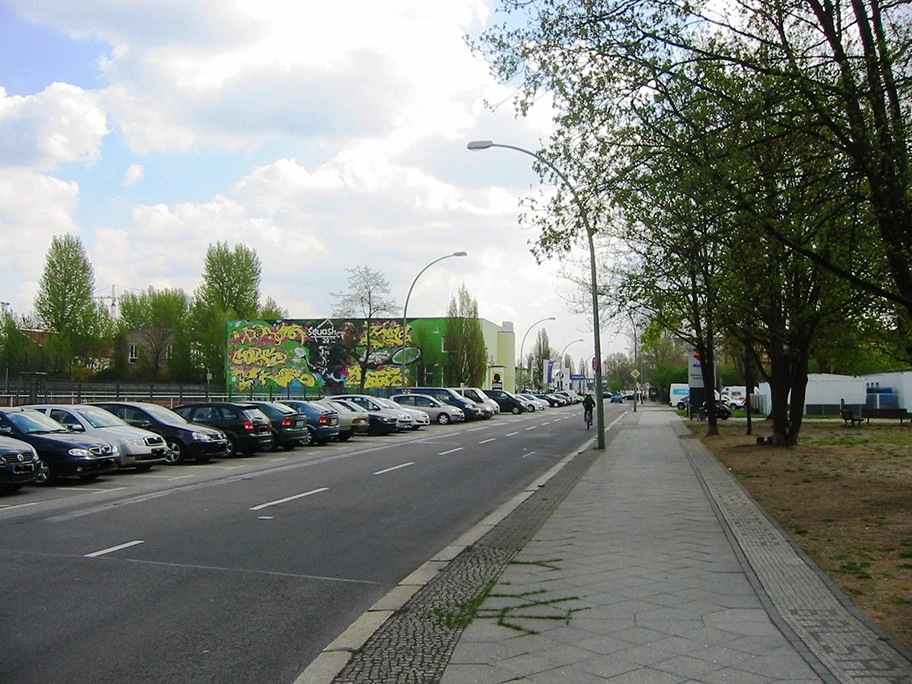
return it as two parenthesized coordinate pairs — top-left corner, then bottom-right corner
(631, 369), (640, 379)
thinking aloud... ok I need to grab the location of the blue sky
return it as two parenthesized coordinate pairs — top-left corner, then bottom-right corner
(0, 0), (628, 366)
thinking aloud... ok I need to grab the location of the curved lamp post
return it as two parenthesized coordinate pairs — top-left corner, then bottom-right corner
(518, 316), (555, 391)
(401, 251), (467, 391)
(558, 338), (584, 391)
(467, 139), (606, 448)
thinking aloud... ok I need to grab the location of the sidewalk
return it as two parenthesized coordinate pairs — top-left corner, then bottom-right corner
(440, 407), (912, 684)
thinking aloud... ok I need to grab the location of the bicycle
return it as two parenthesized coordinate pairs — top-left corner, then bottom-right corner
(584, 407), (593, 429)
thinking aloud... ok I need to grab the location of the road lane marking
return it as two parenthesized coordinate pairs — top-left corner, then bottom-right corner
(250, 487), (329, 511)
(522, 451), (537, 459)
(85, 540), (144, 558)
(525, 426), (537, 431)
(505, 431), (519, 437)
(478, 438), (496, 445)
(439, 447), (463, 455)
(0, 501), (40, 512)
(374, 462), (414, 475)
(166, 475), (196, 481)
(467, 427), (488, 432)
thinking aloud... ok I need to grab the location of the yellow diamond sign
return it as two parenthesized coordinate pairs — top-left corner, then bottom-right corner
(631, 369), (640, 378)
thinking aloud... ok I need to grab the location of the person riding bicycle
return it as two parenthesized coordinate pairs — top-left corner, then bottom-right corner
(582, 392), (595, 423)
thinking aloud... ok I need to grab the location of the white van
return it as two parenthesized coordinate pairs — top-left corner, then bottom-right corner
(454, 387), (501, 414)
(669, 383), (690, 408)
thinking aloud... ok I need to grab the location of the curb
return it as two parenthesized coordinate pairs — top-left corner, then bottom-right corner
(292, 429), (604, 684)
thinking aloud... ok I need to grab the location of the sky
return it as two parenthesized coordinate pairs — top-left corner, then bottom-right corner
(0, 0), (629, 370)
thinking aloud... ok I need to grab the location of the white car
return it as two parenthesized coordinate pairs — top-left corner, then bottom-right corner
(344, 395), (414, 431)
(518, 393), (549, 412)
(374, 397), (429, 430)
(390, 394), (465, 425)
(453, 387), (501, 415)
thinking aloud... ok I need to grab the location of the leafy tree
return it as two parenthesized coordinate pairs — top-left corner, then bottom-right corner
(260, 296), (288, 319)
(444, 284), (487, 387)
(118, 288), (192, 380)
(33, 233), (112, 376)
(528, 329), (552, 390)
(330, 265), (398, 391)
(193, 242), (263, 381)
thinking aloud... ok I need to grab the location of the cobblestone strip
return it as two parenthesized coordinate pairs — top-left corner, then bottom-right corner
(331, 443), (606, 683)
(682, 438), (912, 683)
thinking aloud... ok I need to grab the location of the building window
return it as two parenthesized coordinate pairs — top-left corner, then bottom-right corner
(128, 344), (138, 364)
(441, 336), (448, 352)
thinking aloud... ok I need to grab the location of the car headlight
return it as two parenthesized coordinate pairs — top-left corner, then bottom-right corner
(191, 431), (212, 442)
(68, 448), (92, 457)
(109, 445), (120, 455)
(129, 438), (145, 446)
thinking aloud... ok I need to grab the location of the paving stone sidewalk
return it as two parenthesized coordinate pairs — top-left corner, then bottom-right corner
(441, 408), (912, 683)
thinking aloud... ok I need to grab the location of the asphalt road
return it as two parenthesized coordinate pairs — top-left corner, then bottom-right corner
(0, 403), (610, 684)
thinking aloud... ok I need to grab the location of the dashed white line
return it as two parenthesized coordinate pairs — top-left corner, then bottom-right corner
(250, 487), (329, 511)
(522, 451), (537, 459)
(0, 501), (40, 512)
(85, 540), (144, 558)
(505, 431), (519, 437)
(479, 438), (496, 445)
(525, 426), (537, 431)
(374, 462), (414, 475)
(439, 447), (463, 455)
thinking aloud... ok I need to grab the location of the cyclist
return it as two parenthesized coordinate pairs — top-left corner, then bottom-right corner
(582, 392), (595, 427)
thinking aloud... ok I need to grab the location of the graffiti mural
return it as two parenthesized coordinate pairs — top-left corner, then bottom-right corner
(227, 318), (447, 392)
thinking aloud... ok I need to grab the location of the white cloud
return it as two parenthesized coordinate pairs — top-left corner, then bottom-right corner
(0, 84), (108, 170)
(0, 169), (81, 308)
(123, 164), (144, 186)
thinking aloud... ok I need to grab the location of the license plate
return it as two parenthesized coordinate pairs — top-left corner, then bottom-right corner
(12, 464), (35, 474)
(293, 420), (304, 428)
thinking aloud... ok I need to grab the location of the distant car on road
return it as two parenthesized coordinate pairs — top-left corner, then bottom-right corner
(610, 393), (624, 404)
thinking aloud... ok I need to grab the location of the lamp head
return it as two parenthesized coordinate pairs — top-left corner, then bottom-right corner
(453, 251), (468, 257)
(467, 140), (494, 151)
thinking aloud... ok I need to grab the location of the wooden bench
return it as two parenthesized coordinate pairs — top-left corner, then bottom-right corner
(860, 408), (911, 424)
(840, 409), (864, 427)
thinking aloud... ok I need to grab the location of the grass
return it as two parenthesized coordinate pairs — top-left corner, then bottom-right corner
(688, 418), (912, 650)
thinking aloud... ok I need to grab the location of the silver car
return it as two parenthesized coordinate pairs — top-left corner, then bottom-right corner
(373, 397), (429, 430)
(390, 394), (465, 425)
(343, 395), (413, 431)
(26, 404), (169, 471)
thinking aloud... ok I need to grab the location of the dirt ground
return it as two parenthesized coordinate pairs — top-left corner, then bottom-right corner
(686, 416), (912, 651)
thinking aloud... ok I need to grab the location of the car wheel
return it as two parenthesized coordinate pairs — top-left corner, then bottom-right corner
(34, 457), (57, 485)
(165, 441), (185, 465)
(298, 430), (313, 446)
(437, 413), (450, 425)
(226, 436), (239, 457)
(511, 406), (521, 415)
(136, 464), (153, 473)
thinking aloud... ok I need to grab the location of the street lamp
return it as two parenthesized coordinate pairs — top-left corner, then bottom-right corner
(558, 338), (584, 391)
(518, 317), (555, 391)
(401, 251), (467, 391)
(468, 139), (606, 448)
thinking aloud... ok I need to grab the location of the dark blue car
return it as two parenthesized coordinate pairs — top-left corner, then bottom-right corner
(279, 400), (340, 445)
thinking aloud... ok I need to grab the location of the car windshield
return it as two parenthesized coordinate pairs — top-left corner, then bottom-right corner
(142, 404), (189, 425)
(332, 400), (365, 413)
(76, 407), (127, 428)
(375, 398), (399, 409)
(243, 409), (269, 421)
(6, 410), (69, 434)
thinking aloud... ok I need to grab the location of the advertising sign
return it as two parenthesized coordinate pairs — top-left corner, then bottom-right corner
(688, 345), (704, 389)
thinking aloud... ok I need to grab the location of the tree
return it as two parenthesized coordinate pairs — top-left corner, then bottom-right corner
(260, 296), (288, 319)
(33, 233), (111, 376)
(118, 288), (192, 380)
(330, 265), (398, 391)
(444, 284), (487, 387)
(193, 242), (263, 382)
(529, 329), (552, 390)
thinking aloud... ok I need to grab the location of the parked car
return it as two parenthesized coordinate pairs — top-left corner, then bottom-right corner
(173, 403), (273, 456)
(342, 395), (413, 431)
(373, 397), (429, 430)
(483, 389), (529, 415)
(235, 401), (310, 450)
(315, 400), (370, 441)
(390, 394), (465, 425)
(27, 404), (169, 471)
(0, 435), (40, 492)
(0, 407), (119, 485)
(329, 398), (398, 436)
(278, 400), (341, 444)
(410, 387), (490, 421)
(453, 387), (501, 415)
(553, 391), (581, 405)
(534, 393), (565, 407)
(518, 393), (549, 411)
(92, 401), (230, 465)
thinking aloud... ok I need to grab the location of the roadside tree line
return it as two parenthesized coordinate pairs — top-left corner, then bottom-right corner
(474, 0), (912, 444)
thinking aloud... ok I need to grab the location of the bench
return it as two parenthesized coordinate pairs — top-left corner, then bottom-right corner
(840, 409), (864, 427)
(860, 408), (911, 424)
